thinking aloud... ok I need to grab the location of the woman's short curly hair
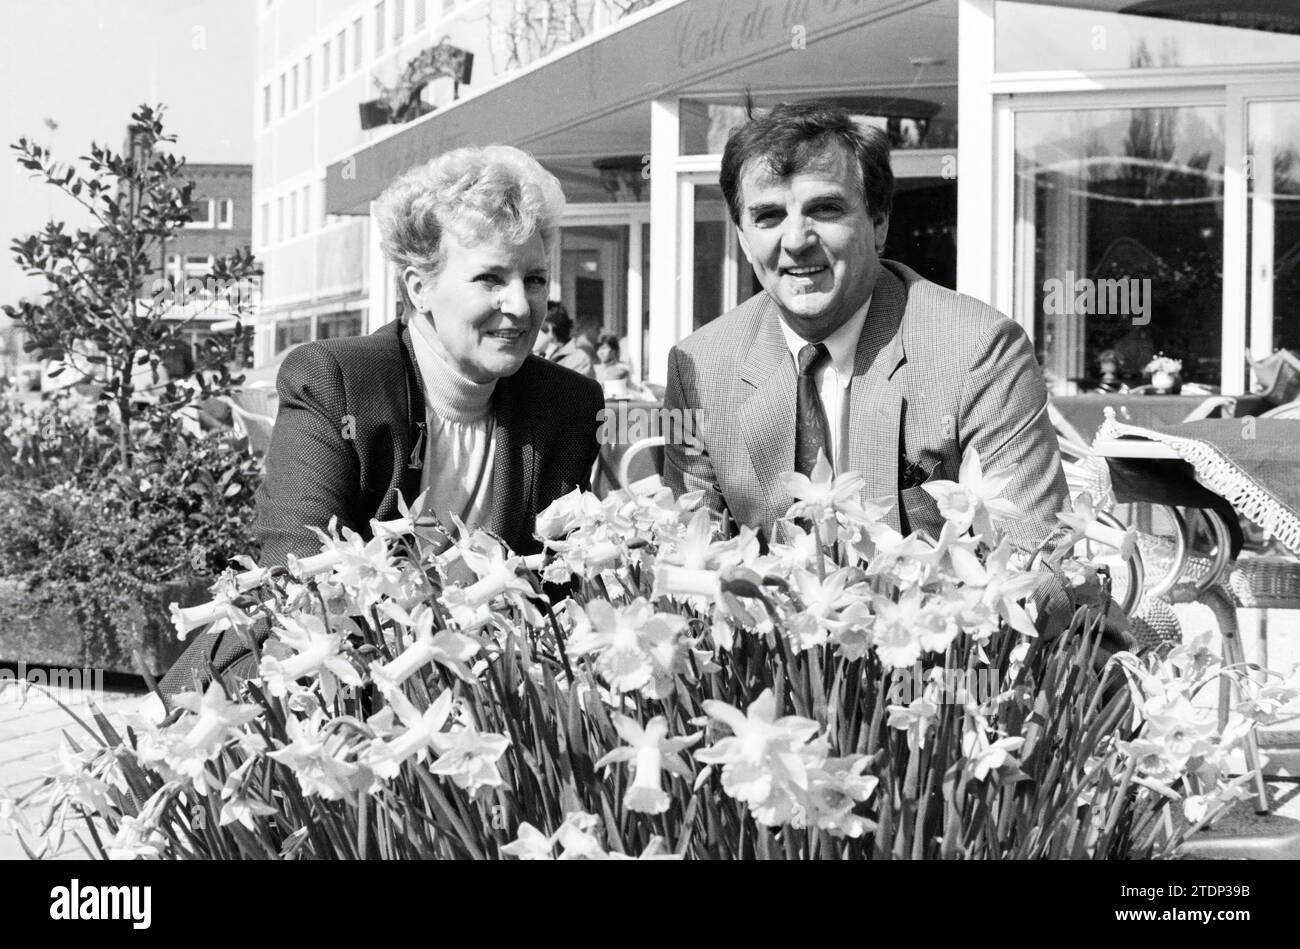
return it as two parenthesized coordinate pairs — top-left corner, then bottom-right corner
(375, 144), (565, 309)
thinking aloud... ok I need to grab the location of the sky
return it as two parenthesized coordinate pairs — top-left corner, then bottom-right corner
(0, 0), (256, 312)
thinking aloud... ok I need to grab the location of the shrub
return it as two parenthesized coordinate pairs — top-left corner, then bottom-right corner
(0, 407), (261, 671)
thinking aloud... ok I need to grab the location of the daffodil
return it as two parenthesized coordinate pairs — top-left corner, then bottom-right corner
(1053, 491), (1137, 566)
(948, 537), (1041, 639)
(922, 446), (1023, 537)
(258, 613), (362, 702)
(961, 729), (1025, 781)
(370, 604), (481, 690)
(567, 599), (687, 698)
(500, 822), (555, 860)
(888, 695), (940, 751)
(694, 689), (820, 826)
(169, 594), (259, 642)
(805, 755), (879, 837)
(534, 487), (605, 540)
(268, 709), (364, 800)
(783, 566), (861, 652)
(172, 681), (261, 758)
(429, 722), (511, 798)
(595, 714), (701, 814)
(779, 451), (872, 526)
(871, 588), (954, 669)
(361, 689), (454, 780)
(306, 522), (408, 610)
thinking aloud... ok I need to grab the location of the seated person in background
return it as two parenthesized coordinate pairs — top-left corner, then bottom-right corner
(157, 144), (604, 705)
(533, 301), (594, 378)
(594, 332), (631, 384)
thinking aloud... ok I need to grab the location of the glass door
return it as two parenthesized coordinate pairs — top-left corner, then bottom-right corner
(1244, 95), (1300, 363)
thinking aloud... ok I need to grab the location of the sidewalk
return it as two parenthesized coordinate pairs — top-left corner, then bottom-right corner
(0, 671), (147, 860)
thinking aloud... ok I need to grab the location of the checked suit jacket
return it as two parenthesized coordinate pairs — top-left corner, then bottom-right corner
(158, 318), (603, 702)
(663, 259), (1070, 548)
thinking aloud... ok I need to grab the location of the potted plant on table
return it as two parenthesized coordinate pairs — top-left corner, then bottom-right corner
(1143, 355), (1183, 394)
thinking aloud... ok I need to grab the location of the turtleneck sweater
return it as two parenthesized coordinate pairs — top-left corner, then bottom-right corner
(407, 313), (498, 531)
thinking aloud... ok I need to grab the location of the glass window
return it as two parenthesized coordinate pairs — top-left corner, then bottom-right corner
(337, 29), (346, 76)
(276, 197), (284, 242)
(559, 225), (630, 344)
(302, 185), (312, 233)
(414, 0), (425, 28)
(882, 179), (957, 290)
(276, 318), (313, 353)
(262, 84), (271, 127)
(322, 41), (331, 88)
(1246, 99), (1300, 358)
(291, 64), (299, 110)
(289, 191), (298, 238)
(692, 185), (728, 330)
(353, 19), (363, 69)
(217, 199), (233, 228)
(995, 1), (1300, 74)
(375, 2), (385, 54)
(394, 0), (405, 43)
(679, 95), (957, 156)
(188, 199), (214, 226)
(304, 53), (312, 100)
(260, 203), (269, 245)
(318, 312), (363, 340)
(278, 73), (286, 116)
(1014, 105), (1226, 392)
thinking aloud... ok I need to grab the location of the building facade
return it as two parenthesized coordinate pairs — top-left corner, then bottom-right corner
(262, 0), (1296, 398)
(252, 0), (650, 367)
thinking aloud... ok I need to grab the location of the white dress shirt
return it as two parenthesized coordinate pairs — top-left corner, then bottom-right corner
(777, 297), (871, 475)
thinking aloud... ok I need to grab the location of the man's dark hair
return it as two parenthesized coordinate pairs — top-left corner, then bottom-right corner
(719, 100), (894, 227)
(544, 300), (572, 343)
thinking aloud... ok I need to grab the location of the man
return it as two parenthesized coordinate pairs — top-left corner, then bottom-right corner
(534, 301), (595, 378)
(664, 101), (1126, 644)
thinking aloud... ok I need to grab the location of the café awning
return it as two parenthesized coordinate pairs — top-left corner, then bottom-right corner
(324, 0), (954, 214)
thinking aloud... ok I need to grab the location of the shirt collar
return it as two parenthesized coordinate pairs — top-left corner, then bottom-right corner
(777, 295), (872, 389)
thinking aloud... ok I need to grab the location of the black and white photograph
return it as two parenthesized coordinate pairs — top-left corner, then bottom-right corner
(1, 0), (1299, 908)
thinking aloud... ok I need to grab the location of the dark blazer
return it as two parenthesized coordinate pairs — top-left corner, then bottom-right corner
(158, 319), (603, 700)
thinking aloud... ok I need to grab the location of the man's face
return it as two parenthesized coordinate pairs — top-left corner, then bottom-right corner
(735, 143), (888, 342)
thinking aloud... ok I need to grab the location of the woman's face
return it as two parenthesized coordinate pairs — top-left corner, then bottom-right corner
(405, 230), (550, 383)
(596, 343), (614, 364)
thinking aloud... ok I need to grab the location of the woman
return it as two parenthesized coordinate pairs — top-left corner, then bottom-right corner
(159, 145), (603, 702)
(593, 332), (630, 385)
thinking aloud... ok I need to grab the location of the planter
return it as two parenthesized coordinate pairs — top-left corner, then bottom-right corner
(0, 576), (209, 676)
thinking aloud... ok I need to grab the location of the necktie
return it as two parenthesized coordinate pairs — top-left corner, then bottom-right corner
(795, 342), (831, 476)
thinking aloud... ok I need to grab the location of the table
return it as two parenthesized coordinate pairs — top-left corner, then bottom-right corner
(1054, 393), (1268, 444)
(1094, 417), (1300, 840)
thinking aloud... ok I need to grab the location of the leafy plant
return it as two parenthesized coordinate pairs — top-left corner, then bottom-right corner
(2, 104), (259, 469)
(0, 397), (261, 671)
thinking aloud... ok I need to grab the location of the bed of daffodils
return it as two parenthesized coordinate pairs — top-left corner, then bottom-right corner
(11, 450), (1299, 860)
